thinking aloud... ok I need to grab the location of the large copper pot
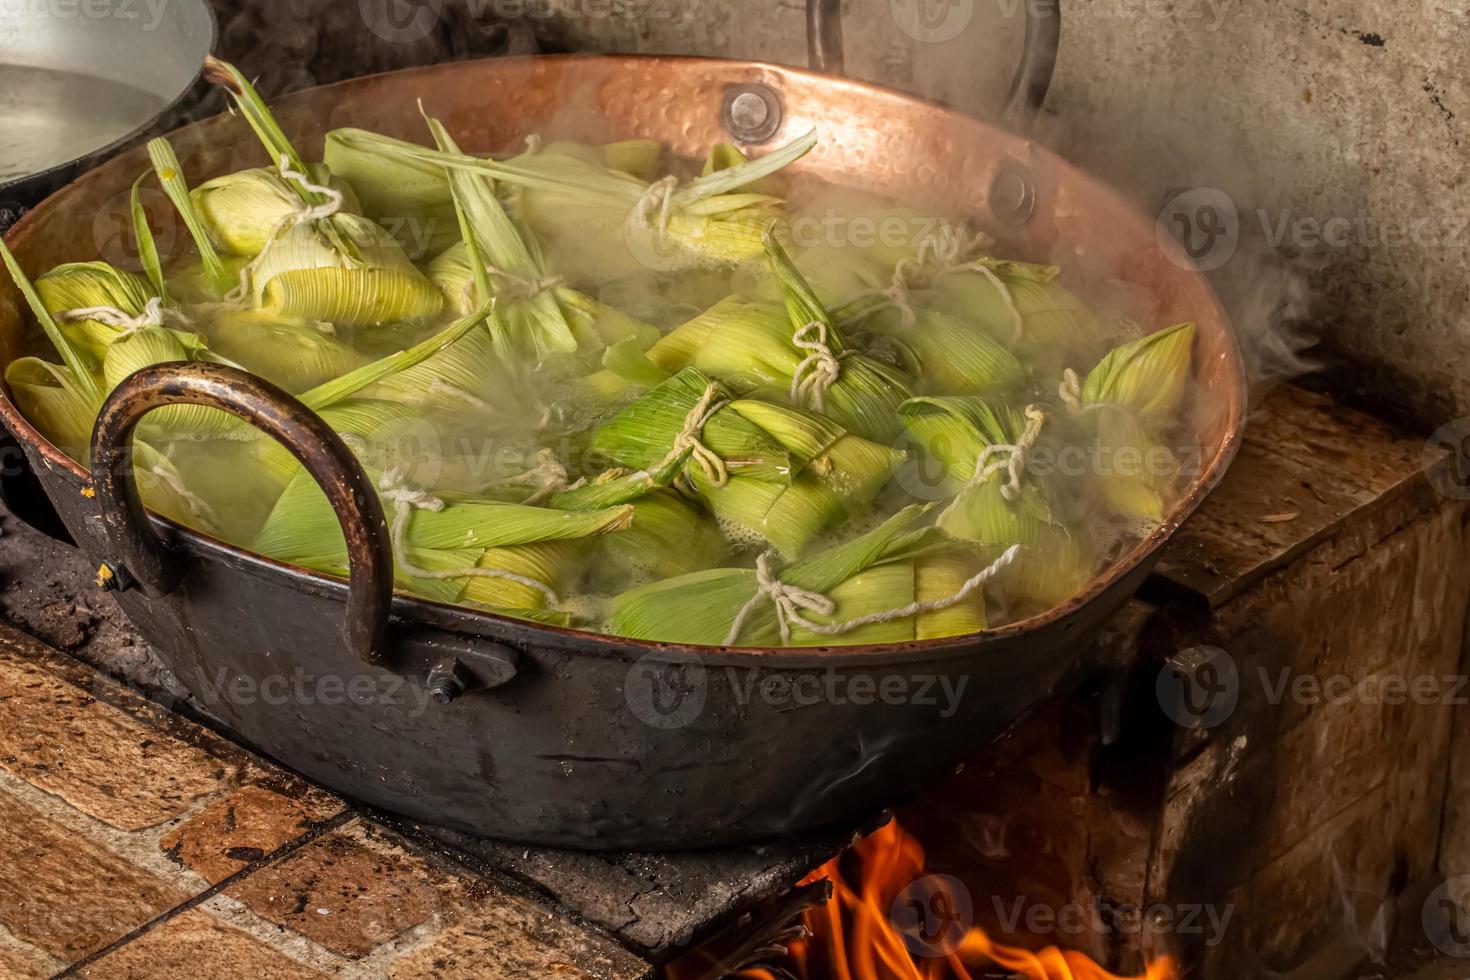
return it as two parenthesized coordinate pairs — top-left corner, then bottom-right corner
(0, 4), (1245, 849)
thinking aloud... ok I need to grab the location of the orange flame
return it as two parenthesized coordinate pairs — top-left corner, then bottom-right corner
(741, 820), (1175, 980)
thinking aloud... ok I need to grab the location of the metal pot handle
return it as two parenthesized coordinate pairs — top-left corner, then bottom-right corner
(805, 0), (1060, 128)
(89, 362), (394, 666)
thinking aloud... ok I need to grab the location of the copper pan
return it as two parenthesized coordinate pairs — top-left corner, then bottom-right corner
(0, 3), (1246, 850)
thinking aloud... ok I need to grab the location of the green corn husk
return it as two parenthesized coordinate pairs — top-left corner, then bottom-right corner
(197, 308), (366, 393)
(925, 259), (1106, 367)
(703, 143), (786, 197)
(588, 369), (902, 557)
(1078, 322), (1196, 426)
(356, 318), (526, 424)
(203, 59), (442, 327)
(424, 116), (578, 362)
(330, 127), (816, 279)
(703, 397), (903, 558)
(323, 128), (458, 259)
(130, 174), (167, 298)
(245, 212), (445, 327)
(537, 139), (664, 182)
(425, 239), (658, 356)
(900, 395), (1096, 607)
(253, 465), (632, 608)
(5, 358), (97, 462)
(609, 504), (995, 646)
(100, 327), (233, 439)
(1068, 322), (1195, 522)
(36, 263), (155, 364)
(132, 439), (221, 534)
(843, 303), (1028, 396)
(595, 490), (727, 584)
(191, 166), (361, 256)
(600, 139), (663, 181)
(588, 368), (794, 485)
(644, 295), (912, 443)
(147, 137), (233, 297)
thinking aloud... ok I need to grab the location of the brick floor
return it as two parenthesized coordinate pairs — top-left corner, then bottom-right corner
(0, 623), (651, 979)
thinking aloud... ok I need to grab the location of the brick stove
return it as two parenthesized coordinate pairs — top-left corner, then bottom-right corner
(0, 381), (1464, 979)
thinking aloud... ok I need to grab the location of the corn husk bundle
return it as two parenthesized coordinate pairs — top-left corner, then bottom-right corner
(326, 126), (816, 281)
(191, 165), (362, 256)
(197, 308), (366, 393)
(899, 395), (1096, 608)
(631, 239), (914, 443)
(1062, 322), (1195, 522)
(588, 368), (903, 558)
(253, 464), (632, 620)
(35, 263), (156, 365)
(609, 505), (1003, 645)
(189, 58), (442, 328)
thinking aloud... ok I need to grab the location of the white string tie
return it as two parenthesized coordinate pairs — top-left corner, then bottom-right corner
(378, 467), (560, 606)
(968, 405), (1046, 502)
(656, 382), (731, 487)
(505, 448), (571, 505)
(789, 321), (851, 412)
(631, 175), (678, 242)
(483, 263), (567, 305)
(227, 154), (346, 304)
(59, 297), (187, 339)
(723, 543), (1023, 646)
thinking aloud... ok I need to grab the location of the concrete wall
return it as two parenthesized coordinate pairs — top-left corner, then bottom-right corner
(531, 0), (1469, 423)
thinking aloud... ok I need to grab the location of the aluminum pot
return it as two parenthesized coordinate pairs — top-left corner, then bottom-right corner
(0, 2), (1246, 850)
(0, 0), (216, 229)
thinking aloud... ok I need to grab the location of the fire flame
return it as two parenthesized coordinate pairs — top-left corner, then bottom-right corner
(741, 820), (1176, 980)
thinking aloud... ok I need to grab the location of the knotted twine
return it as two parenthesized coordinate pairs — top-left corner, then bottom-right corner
(227, 154), (345, 304)
(482, 262), (566, 306)
(378, 467), (560, 606)
(789, 321), (852, 412)
(842, 229), (1025, 344)
(654, 382), (731, 487)
(965, 404), (1047, 502)
(722, 542), (1023, 646)
(57, 297), (189, 340)
(630, 175), (679, 245)
(503, 448), (572, 505)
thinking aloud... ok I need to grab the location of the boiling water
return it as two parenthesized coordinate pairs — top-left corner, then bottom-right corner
(0, 65), (165, 182)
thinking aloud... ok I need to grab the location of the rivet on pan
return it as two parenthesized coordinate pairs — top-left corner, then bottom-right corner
(95, 561), (135, 593)
(427, 658), (471, 705)
(989, 161), (1038, 227)
(721, 85), (783, 144)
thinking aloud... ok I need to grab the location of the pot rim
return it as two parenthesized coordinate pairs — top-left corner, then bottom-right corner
(0, 53), (1247, 667)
